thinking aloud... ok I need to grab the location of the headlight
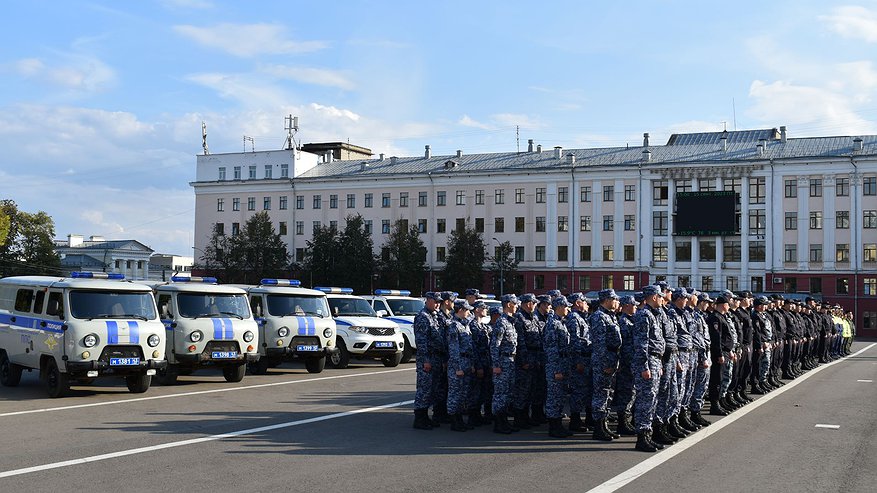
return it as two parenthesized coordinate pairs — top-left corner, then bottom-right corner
(190, 330), (203, 343)
(243, 331), (255, 343)
(277, 327), (290, 337)
(83, 334), (98, 348)
(350, 326), (368, 334)
(147, 334), (161, 347)
(323, 328), (333, 338)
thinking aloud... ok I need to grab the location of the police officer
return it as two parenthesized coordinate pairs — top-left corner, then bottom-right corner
(513, 293), (542, 429)
(491, 294), (520, 434)
(631, 285), (666, 452)
(688, 293), (713, 427)
(544, 296), (574, 438)
(667, 288), (697, 435)
(468, 300), (492, 426)
(447, 299), (475, 432)
(432, 291), (456, 424)
(750, 296), (774, 394)
(612, 295), (639, 436)
(590, 289), (622, 441)
(707, 295), (735, 416)
(412, 291), (444, 430)
(566, 292), (593, 432)
(655, 283), (681, 443)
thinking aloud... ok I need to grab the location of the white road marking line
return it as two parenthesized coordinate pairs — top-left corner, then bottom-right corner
(856, 379), (873, 383)
(585, 342), (877, 493)
(0, 367), (415, 418)
(0, 399), (415, 479)
(815, 424), (840, 429)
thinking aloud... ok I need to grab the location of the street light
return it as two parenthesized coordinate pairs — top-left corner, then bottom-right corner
(492, 237), (504, 297)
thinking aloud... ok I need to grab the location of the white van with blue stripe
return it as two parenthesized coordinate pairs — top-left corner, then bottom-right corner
(146, 276), (259, 384)
(0, 273), (166, 398)
(242, 280), (338, 374)
(361, 289), (424, 364)
(319, 287), (404, 369)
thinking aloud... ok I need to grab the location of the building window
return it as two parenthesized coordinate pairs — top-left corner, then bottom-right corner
(364, 220), (372, 235)
(535, 246), (546, 261)
(536, 216), (546, 232)
(535, 275), (545, 290)
(248, 166), (256, 179)
(751, 276), (764, 292)
(495, 189), (505, 204)
(624, 185), (636, 201)
(535, 188), (546, 203)
(602, 275), (614, 290)
(475, 217), (485, 233)
(558, 187), (568, 203)
(810, 178), (822, 197)
(653, 211), (668, 236)
(749, 177), (766, 204)
(580, 186), (592, 203)
(381, 193), (391, 208)
(699, 179), (716, 191)
(231, 222), (240, 236)
(785, 212), (797, 230)
(864, 176), (877, 195)
(809, 211), (822, 229)
(281, 163), (289, 178)
(603, 245), (614, 261)
(475, 189), (484, 205)
(278, 221), (287, 236)
(399, 192), (409, 208)
(784, 179), (797, 198)
(603, 215), (614, 232)
(456, 190), (465, 206)
(784, 277), (798, 293)
(218, 167), (226, 181)
(516, 188), (525, 204)
(864, 244), (877, 262)
(749, 241), (766, 262)
(784, 244), (797, 263)
(346, 194), (355, 208)
(699, 240), (716, 261)
(580, 216), (591, 232)
(264, 165), (272, 179)
(677, 179), (693, 193)
(724, 240), (742, 262)
(418, 219), (427, 234)
(558, 245), (568, 262)
(865, 210), (877, 229)
(381, 220), (390, 234)
(233, 166), (241, 180)
(837, 244), (850, 263)
(436, 247), (446, 262)
(294, 196), (303, 210)
(727, 276), (739, 292)
(676, 240), (692, 262)
(623, 215), (635, 231)
(295, 221), (304, 235)
(263, 197), (271, 210)
(232, 198), (240, 211)
(437, 191), (447, 206)
(624, 245), (635, 262)
(217, 198), (224, 212)
(312, 221), (321, 232)
(865, 278), (877, 295)
(515, 246), (525, 262)
(326, 194), (336, 209)
(578, 275), (591, 291)
(653, 242), (668, 262)
(678, 275), (690, 288)
(436, 219), (446, 233)
(837, 278), (849, 294)
(837, 210), (849, 229)
(653, 180), (668, 205)
(248, 197), (256, 211)
(809, 244), (823, 263)
(329, 220), (338, 229)
(557, 274), (568, 291)
(313, 195), (321, 209)
(603, 185), (614, 202)
(418, 191), (427, 207)
(701, 276), (714, 291)
(456, 218), (465, 232)
(558, 216), (568, 232)
(515, 217), (525, 232)
(364, 193), (373, 208)
(277, 195), (287, 210)
(836, 177), (849, 197)
(580, 245), (591, 262)
(749, 209), (766, 235)
(215, 222), (224, 235)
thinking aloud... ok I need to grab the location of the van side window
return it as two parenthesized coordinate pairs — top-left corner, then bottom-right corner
(157, 294), (173, 318)
(46, 292), (64, 319)
(33, 290), (47, 314)
(250, 296), (263, 318)
(14, 289), (34, 312)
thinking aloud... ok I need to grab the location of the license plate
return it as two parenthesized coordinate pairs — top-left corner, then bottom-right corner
(110, 357), (140, 366)
(211, 351), (238, 359)
(296, 345), (319, 352)
(375, 341), (394, 348)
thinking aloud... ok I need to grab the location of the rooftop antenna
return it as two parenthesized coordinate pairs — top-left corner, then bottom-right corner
(201, 121), (209, 155)
(243, 135), (255, 152)
(516, 125), (520, 153)
(721, 121), (727, 131)
(284, 114), (299, 150)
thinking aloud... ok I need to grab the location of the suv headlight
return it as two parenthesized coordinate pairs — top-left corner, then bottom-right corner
(83, 334), (98, 348)
(190, 330), (203, 343)
(277, 327), (290, 337)
(323, 328), (333, 338)
(350, 325), (368, 334)
(243, 331), (255, 343)
(147, 334), (161, 347)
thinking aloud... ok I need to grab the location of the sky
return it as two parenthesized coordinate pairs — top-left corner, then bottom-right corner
(3, 0), (877, 256)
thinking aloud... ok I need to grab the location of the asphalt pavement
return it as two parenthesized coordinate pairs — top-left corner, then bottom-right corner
(1, 341), (875, 492)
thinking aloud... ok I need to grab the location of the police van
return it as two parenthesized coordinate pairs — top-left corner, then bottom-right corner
(243, 279), (337, 374)
(146, 276), (259, 384)
(318, 287), (404, 369)
(361, 289), (423, 363)
(0, 272), (166, 398)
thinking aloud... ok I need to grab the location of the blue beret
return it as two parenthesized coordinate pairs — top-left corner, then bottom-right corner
(520, 294), (537, 303)
(598, 289), (619, 301)
(642, 285), (661, 297)
(620, 295), (638, 306)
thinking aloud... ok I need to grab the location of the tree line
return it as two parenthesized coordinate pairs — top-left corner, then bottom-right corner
(0, 199), (61, 277)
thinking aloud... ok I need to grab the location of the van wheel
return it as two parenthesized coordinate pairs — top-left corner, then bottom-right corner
(223, 363), (246, 382)
(305, 356), (326, 374)
(401, 336), (414, 363)
(1, 351), (23, 387)
(382, 352), (403, 367)
(156, 366), (179, 385)
(329, 339), (350, 369)
(45, 359), (70, 398)
(126, 374), (151, 393)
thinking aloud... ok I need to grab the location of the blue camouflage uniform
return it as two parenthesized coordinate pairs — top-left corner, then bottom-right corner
(513, 300), (542, 413)
(543, 309), (572, 419)
(670, 291), (694, 416)
(589, 291), (622, 421)
(612, 308), (637, 415)
(446, 314), (474, 415)
(491, 312), (518, 414)
(413, 301), (443, 411)
(566, 302), (593, 417)
(656, 302), (679, 424)
(468, 315), (493, 412)
(632, 292), (665, 432)
(690, 298), (712, 414)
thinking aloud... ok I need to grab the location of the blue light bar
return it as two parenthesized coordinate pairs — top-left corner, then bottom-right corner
(71, 272), (125, 280)
(261, 279), (301, 287)
(171, 276), (218, 283)
(480, 294), (496, 299)
(375, 289), (411, 296)
(315, 286), (354, 294)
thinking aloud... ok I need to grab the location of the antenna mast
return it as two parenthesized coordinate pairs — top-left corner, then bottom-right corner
(516, 125), (520, 153)
(284, 114), (300, 150)
(201, 121), (209, 155)
(243, 135), (254, 152)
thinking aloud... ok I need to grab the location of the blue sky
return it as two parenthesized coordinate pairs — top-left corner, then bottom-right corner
(2, 0), (877, 255)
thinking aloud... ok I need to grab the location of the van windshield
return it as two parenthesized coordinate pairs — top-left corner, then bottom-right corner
(266, 295), (329, 318)
(386, 298), (424, 316)
(328, 297), (376, 317)
(70, 290), (157, 321)
(177, 293), (250, 319)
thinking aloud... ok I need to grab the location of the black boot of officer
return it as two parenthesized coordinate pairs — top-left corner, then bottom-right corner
(636, 432), (658, 452)
(592, 419), (615, 441)
(413, 408), (433, 430)
(568, 412), (589, 432)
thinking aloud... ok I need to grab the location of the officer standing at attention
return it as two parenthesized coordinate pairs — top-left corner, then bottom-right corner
(467, 300), (492, 427)
(544, 296), (574, 438)
(431, 291), (456, 424)
(531, 295), (551, 424)
(513, 293), (541, 429)
(464, 289), (481, 314)
(447, 300), (475, 432)
(590, 289), (622, 441)
(707, 295), (735, 416)
(491, 294), (520, 434)
(412, 292), (444, 430)
(750, 296), (774, 394)
(631, 285), (666, 452)
(654, 284), (680, 444)
(612, 295), (639, 436)
(688, 293), (713, 427)
(566, 292), (593, 432)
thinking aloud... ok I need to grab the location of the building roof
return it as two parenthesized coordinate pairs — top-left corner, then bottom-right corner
(294, 129), (876, 180)
(54, 239), (154, 253)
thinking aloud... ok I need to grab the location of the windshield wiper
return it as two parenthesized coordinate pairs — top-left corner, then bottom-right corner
(219, 311), (244, 319)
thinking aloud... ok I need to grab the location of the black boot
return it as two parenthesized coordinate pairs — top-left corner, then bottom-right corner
(668, 416), (688, 439)
(413, 408), (433, 430)
(604, 416), (621, 439)
(691, 410), (711, 427)
(751, 382), (765, 395)
(450, 413), (468, 432)
(616, 412), (638, 436)
(548, 418), (572, 438)
(678, 409), (700, 432)
(531, 404), (547, 425)
(467, 409), (483, 427)
(648, 430), (665, 450)
(592, 419), (614, 441)
(636, 431), (658, 452)
(482, 406), (494, 423)
(568, 412), (588, 432)
(513, 408), (532, 430)
(432, 403), (449, 426)
(738, 389), (753, 403)
(651, 420), (675, 445)
(709, 399), (728, 416)
(493, 411), (514, 434)
(585, 409), (597, 429)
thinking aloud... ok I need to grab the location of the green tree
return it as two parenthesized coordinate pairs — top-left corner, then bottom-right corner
(0, 210), (9, 248)
(0, 199), (61, 276)
(336, 214), (375, 293)
(378, 219), (427, 293)
(442, 224), (486, 294)
(234, 211), (291, 284)
(199, 223), (235, 279)
(488, 240), (519, 295)
(303, 223), (341, 287)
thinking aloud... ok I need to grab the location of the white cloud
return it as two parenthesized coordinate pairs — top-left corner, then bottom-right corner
(260, 64), (355, 90)
(11, 53), (116, 93)
(747, 80), (877, 134)
(458, 114), (492, 130)
(174, 23), (327, 57)
(309, 103), (361, 122)
(821, 5), (877, 43)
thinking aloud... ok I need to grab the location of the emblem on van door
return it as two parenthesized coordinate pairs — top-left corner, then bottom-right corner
(44, 336), (59, 351)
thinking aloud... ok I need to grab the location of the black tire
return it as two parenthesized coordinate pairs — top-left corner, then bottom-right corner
(0, 351), (23, 387)
(223, 363), (246, 382)
(155, 365), (179, 385)
(401, 336), (415, 364)
(382, 352), (403, 367)
(45, 358), (69, 398)
(248, 358), (271, 375)
(329, 338), (350, 369)
(304, 356), (326, 374)
(126, 373), (151, 393)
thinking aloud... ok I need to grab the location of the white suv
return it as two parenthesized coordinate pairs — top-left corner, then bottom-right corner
(318, 287), (404, 368)
(361, 289), (424, 363)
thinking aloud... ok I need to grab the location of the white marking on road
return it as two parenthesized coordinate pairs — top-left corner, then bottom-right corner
(0, 399), (415, 479)
(815, 424), (840, 429)
(856, 379), (873, 383)
(585, 342), (877, 493)
(0, 367), (415, 418)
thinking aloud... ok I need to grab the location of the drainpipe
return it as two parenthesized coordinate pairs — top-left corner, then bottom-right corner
(851, 156), (859, 324)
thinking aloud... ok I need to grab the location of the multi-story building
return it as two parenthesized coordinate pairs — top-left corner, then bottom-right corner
(191, 127), (877, 336)
(55, 234), (154, 280)
(148, 253), (194, 280)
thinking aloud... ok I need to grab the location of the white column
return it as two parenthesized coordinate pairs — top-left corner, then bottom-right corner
(592, 180), (603, 269)
(740, 179), (750, 288)
(667, 178), (676, 282)
(851, 172), (862, 270)
(569, 178), (578, 270)
(797, 176), (810, 271)
(715, 177), (724, 288)
(823, 175), (836, 270)
(547, 182), (558, 266)
(614, 179), (624, 268)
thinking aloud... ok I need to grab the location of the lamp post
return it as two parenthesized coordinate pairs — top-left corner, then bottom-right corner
(493, 237), (504, 297)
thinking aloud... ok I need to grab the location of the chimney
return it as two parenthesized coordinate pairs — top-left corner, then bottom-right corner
(642, 148), (652, 162)
(379, 153), (385, 161)
(527, 139), (534, 152)
(780, 126), (787, 143)
(360, 162), (370, 171)
(720, 130), (728, 152)
(756, 139), (765, 157)
(536, 144), (543, 153)
(853, 137), (864, 152)
(567, 153), (576, 165)
(554, 146), (563, 159)
(456, 150), (463, 158)
(90, 235), (105, 242)
(390, 156), (397, 165)
(424, 145), (431, 159)
(68, 234), (83, 248)
(643, 132), (650, 147)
